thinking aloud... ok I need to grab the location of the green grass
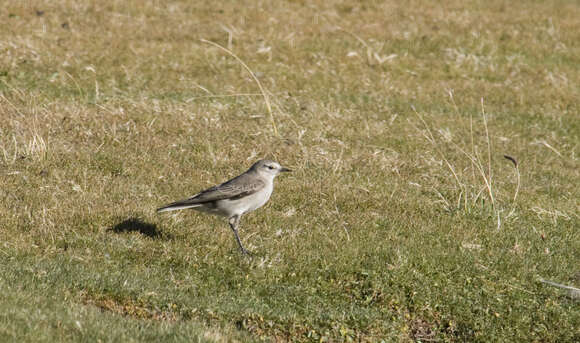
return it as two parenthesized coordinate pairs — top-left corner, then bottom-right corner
(1, 0), (579, 341)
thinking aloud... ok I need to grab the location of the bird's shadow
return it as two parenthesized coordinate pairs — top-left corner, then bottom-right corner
(109, 217), (170, 240)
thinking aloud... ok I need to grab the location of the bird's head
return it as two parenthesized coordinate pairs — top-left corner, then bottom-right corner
(251, 159), (292, 178)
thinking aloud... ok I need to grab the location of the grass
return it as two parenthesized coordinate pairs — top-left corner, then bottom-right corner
(1, 0), (579, 341)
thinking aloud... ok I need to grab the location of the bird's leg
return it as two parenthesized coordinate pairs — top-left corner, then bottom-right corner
(228, 215), (249, 255)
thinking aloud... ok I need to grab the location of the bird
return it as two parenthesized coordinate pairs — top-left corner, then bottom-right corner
(157, 159), (291, 254)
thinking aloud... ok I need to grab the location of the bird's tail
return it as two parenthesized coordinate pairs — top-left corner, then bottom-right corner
(156, 202), (201, 213)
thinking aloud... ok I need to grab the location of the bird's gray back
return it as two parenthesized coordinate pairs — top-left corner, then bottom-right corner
(184, 171), (266, 204)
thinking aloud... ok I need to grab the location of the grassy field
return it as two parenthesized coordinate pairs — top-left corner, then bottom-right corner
(1, 0), (579, 341)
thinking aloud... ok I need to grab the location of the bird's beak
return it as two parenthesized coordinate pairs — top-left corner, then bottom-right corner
(280, 167), (292, 173)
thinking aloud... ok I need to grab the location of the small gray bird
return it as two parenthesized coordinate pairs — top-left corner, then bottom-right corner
(157, 160), (291, 254)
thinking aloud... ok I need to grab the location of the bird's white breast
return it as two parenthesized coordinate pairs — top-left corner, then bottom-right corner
(216, 182), (273, 217)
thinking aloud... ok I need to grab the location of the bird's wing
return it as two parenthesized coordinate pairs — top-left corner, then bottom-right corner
(173, 173), (266, 205)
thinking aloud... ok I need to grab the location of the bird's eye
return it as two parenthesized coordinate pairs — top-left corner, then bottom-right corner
(267, 165), (274, 170)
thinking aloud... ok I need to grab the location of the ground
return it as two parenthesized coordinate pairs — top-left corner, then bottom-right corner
(0, 0), (579, 342)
